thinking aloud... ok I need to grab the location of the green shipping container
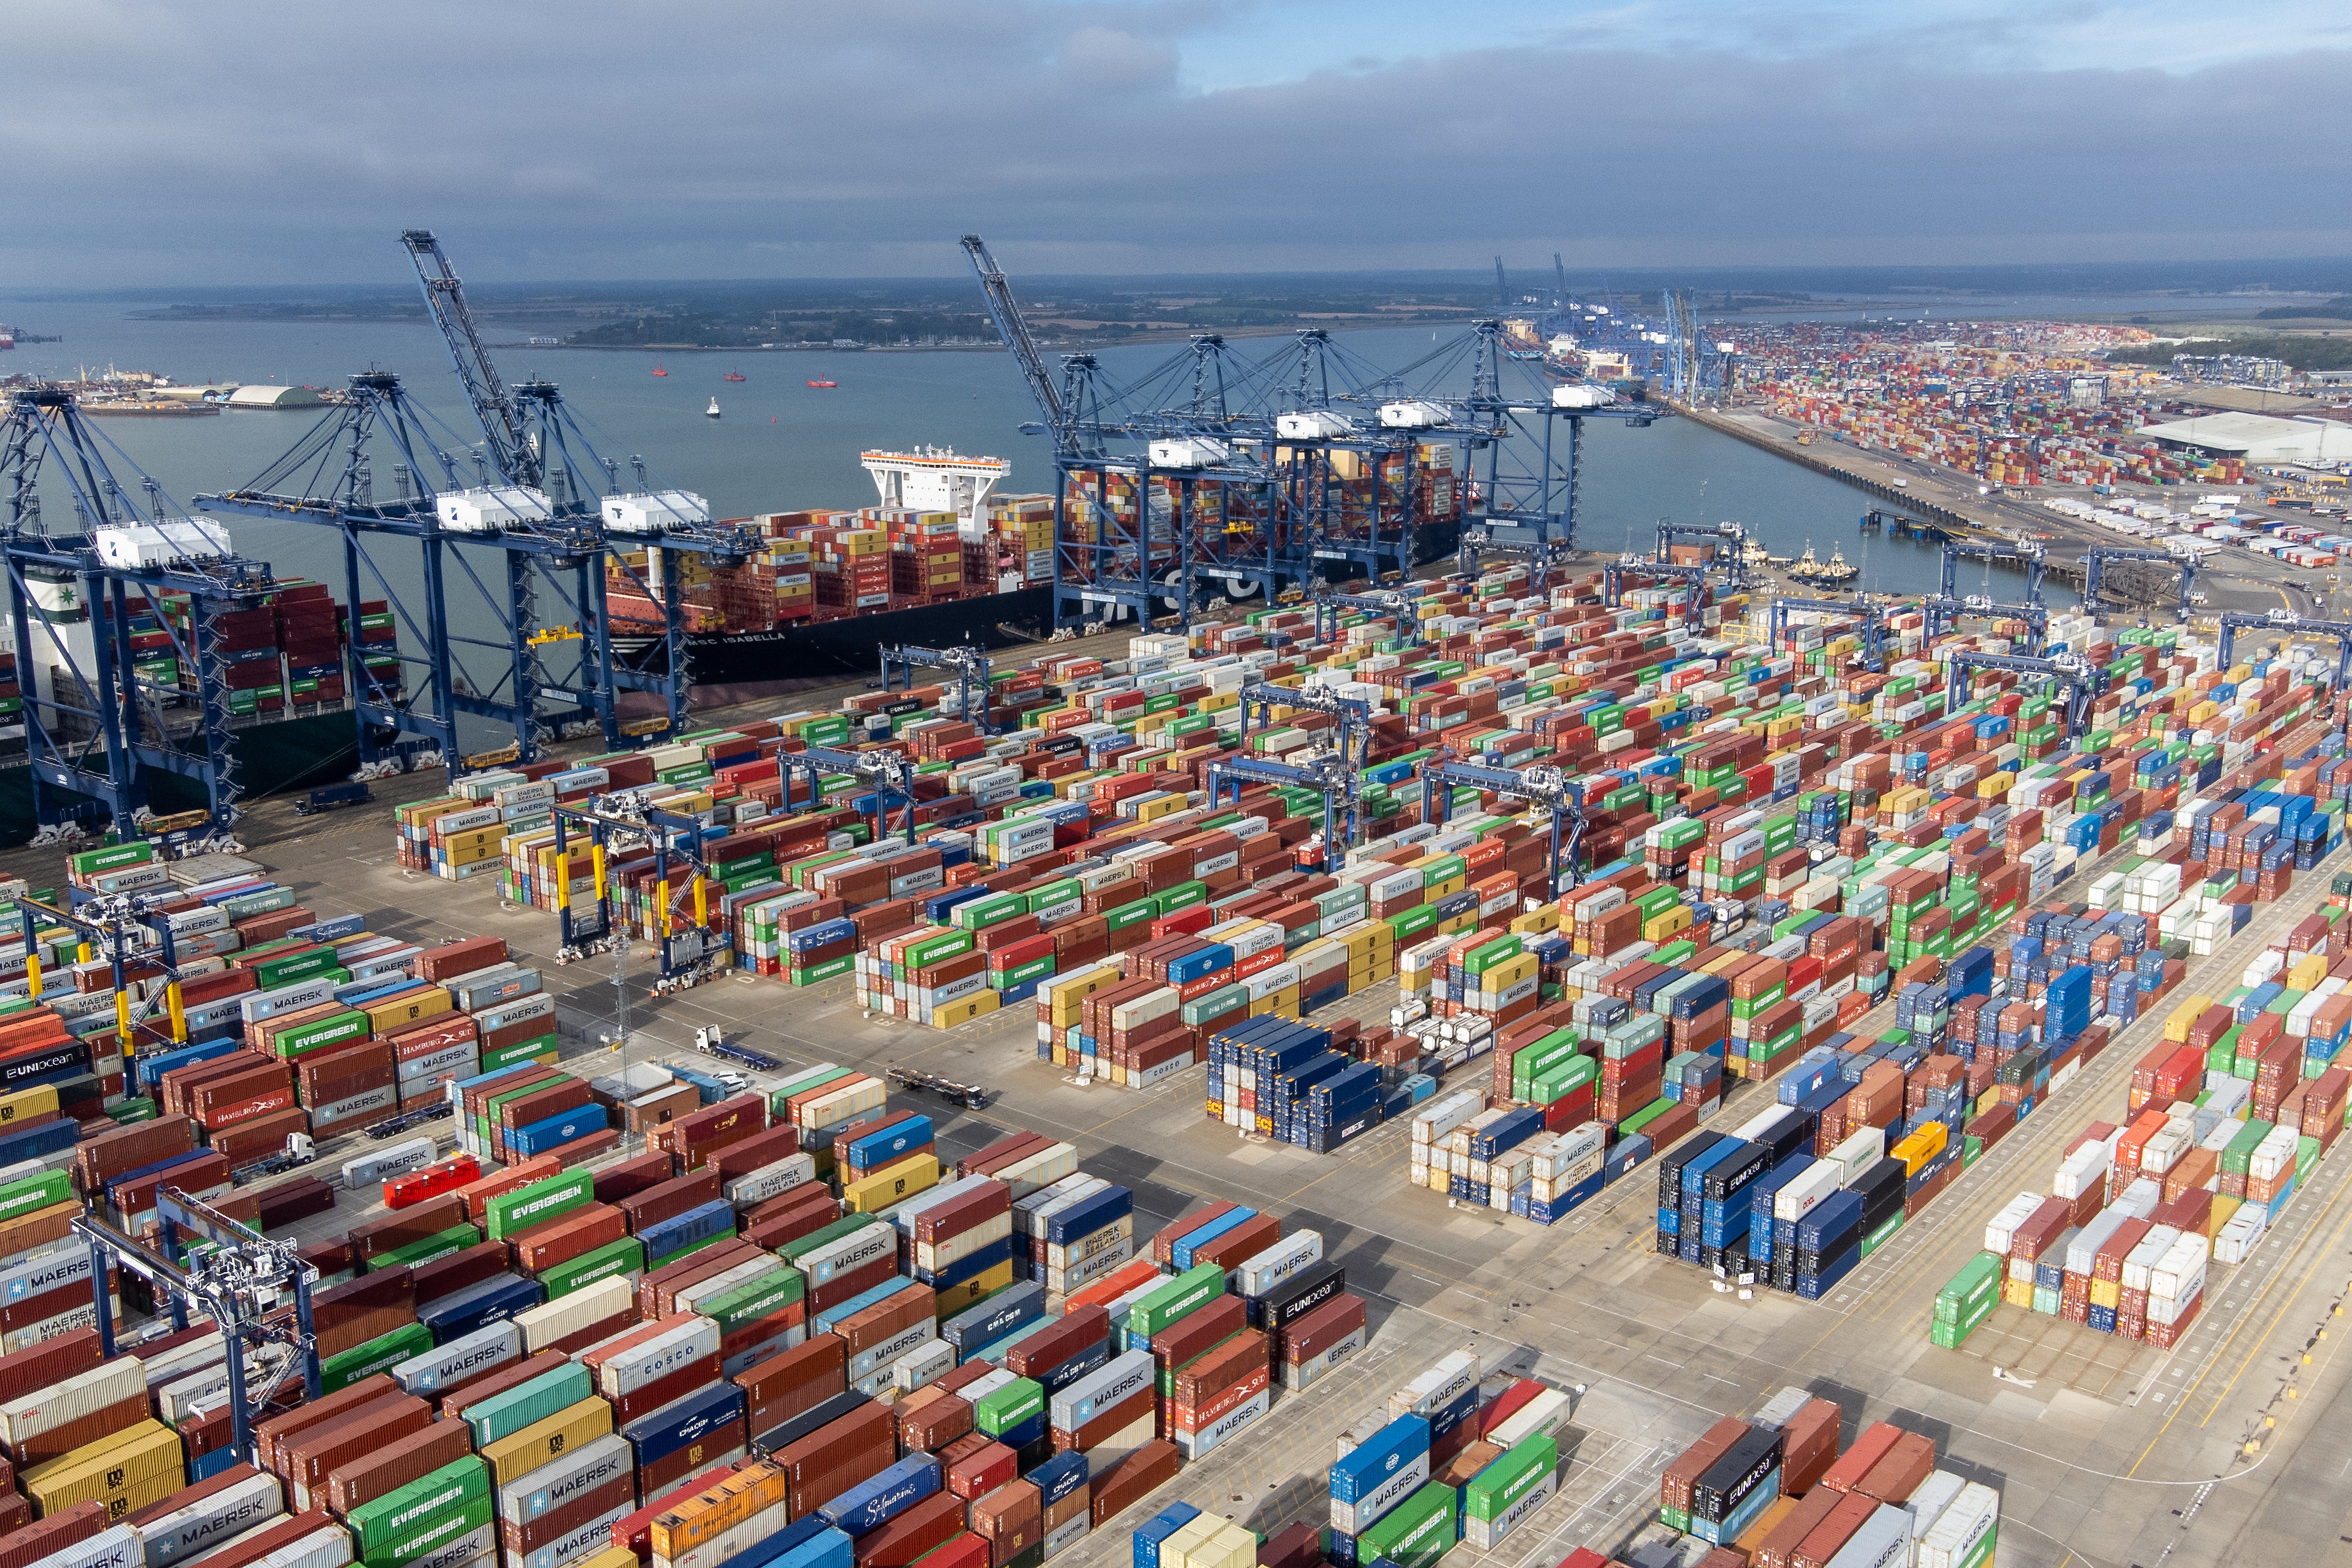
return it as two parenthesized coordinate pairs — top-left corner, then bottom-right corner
(480, 1034), (558, 1073)
(347, 1456), (491, 1553)
(543, 1236), (646, 1300)
(465, 1361), (594, 1446)
(0, 1170), (74, 1226)
(703, 1264), (805, 1333)
(486, 1169), (594, 1241)
(363, 1493), (495, 1568)
(973, 1377), (1045, 1435)
(276, 1008), (372, 1059)
(1464, 1433), (1557, 1522)
(1125, 1262), (1225, 1343)
(370, 1224), (483, 1273)
(1354, 1482), (1458, 1568)
(321, 1322), (436, 1393)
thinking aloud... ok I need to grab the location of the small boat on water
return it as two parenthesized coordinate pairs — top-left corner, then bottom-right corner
(706, 398), (722, 419)
(723, 371), (747, 382)
(652, 365), (667, 376)
(808, 378), (837, 389)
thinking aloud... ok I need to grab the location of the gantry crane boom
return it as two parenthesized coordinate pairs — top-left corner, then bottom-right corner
(402, 229), (537, 486)
(961, 236), (1069, 455)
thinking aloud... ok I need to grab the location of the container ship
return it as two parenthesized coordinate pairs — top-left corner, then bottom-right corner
(607, 445), (1463, 685)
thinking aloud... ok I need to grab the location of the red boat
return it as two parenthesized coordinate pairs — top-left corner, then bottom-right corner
(385, 1153), (481, 1209)
(652, 365), (668, 376)
(723, 371), (747, 382)
(808, 378), (837, 388)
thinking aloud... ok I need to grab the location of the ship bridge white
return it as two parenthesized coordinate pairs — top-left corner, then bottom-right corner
(861, 446), (1011, 540)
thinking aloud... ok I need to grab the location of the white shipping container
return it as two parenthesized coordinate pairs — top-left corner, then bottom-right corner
(597, 1315), (721, 1399)
(514, 1277), (634, 1355)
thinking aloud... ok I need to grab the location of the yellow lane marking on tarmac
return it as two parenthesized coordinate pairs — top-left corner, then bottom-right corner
(2125, 1154), (2352, 1475)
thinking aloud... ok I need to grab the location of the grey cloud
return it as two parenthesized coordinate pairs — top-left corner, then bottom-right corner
(0, 0), (2345, 284)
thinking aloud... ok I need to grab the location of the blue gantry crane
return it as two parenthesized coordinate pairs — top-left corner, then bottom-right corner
(962, 237), (1643, 630)
(1921, 592), (2047, 655)
(546, 796), (729, 987)
(1768, 595), (1889, 670)
(1313, 586), (1426, 648)
(1655, 520), (1753, 592)
(1, 388), (275, 845)
(1939, 540), (2048, 604)
(779, 746), (920, 845)
(880, 644), (998, 734)
(1417, 759), (1588, 896)
(1604, 555), (1712, 632)
(206, 233), (758, 774)
(2216, 608), (2352, 690)
(1236, 680), (1378, 769)
(1944, 649), (2106, 739)
(1207, 750), (1361, 868)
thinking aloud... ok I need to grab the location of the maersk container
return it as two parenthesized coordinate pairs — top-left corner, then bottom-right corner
(1045, 1187), (1133, 1249)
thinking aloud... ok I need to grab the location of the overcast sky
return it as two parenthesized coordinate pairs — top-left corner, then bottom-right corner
(8, 0), (2349, 287)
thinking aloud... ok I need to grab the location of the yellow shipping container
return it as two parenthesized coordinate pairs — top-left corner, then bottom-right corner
(933, 991), (1000, 1031)
(24, 1419), (184, 1519)
(482, 1397), (614, 1490)
(2161, 995), (2211, 1044)
(651, 1462), (791, 1561)
(843, 1154), (940, 1213)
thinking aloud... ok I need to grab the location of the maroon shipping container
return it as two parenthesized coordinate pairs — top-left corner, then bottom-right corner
(650, 1241), (764, 1317)
(773, 1402), (896, 1497)
(809, 1254), (899, 1316)
(736, 1336), (848, 1432)
(1088, 1441), (1179, 1528)
(256, 1375), (398, 1477)
(415, 937), (508, 983)
(713, 1124), (805, 1183)
(0, 1326), (100, 1405)
(833, 1284), (937, 1359)
(1816, 1421), (1904, 1493)
(9, 1391), (143, 1467)
(970, 1479), (1042, 1567)
(620, 1169), (727, 1235)
(914, 1182), (1010, 1247)
(594, 1151), (678, 1204)
(350, 1194), (468, 1262)
(1150, 1294), (1246, 1381)
(1003, 1306), (1108, 1383)
(191, 1511), (345, 1568)
(1192, 1213), (1282, 1274)
(896, 1392), (972, 1455)
(441, 1351), (571, 1422)
(412, 1242), (515, 1309)
(957, 1131), (1048, 1179)
(946, 1440), (1017, 1501)
(0, 1503), (109, 1568)
(501, 1471), (634, 1554)
(310, 1268), (416, 1359)
(854, 1489), (966, 1568)
(1054, 1386), (1152, 1454)
(327, 1414), (476, 1514)
(1661, 1418), (1748, 1513)
(611, 1358), (720, 1426)
(510, 1203), (629, 1275)
(1751, 1488), (1843, 1568)
(285, 1394), (432, 1508)
(1277, 1292), (1366, 1368)
(1854, 1430), (1937, 1505)
(1774, 1397), (1843, 1497)
(1791, 1490), (1880, 1568)
(1152, 1203), (1237, 1266)
(638, 1239), (758, 1318)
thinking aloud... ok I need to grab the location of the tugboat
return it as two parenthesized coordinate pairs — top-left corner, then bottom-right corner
(652, 365), (668, 377)
(723, 370), (747, 382)
(1815, 545), (1859, 585)
(1788, 543), (1824, 582)
(706, 397), (722, 419)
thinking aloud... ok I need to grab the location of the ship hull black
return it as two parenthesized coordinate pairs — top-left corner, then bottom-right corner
(639, 520), (1461, 689)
